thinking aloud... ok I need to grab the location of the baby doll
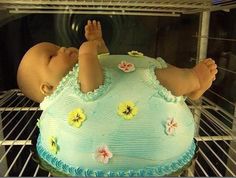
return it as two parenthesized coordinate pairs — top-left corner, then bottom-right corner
(17, 20), (217, 103)
(17, 20), (218, 176)
(17, 20), (108, 102)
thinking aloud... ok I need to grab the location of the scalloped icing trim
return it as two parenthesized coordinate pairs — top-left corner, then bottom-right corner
(71, 68), (112, 102)
(40, 64), (112, 109)
(36, 135), (196, 177)
(146, 63), (185, 103)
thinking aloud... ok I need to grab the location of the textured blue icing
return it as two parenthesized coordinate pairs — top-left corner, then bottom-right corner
(138, 169), (146, 176)
(83, 169), (93, 176)
(37, 55), (196, 176)
(68, 167), (76, 176)
(145, 168), (154, 176)
(75, 167), (83, 176)
(107, 171), (116, 177)
(127, 170), (136, 177)
(56, 160), (63, 171)
(95, 170), (105, 177)
(117, 171), (126, 177)
(155, 166), (163, 176)
(51, 157), (57, 165)
(171, 162), (180, 170)
(36, 135), (196, 176)
(62, 163), (69, 173)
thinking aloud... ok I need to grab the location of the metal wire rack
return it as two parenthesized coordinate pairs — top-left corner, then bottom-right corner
(0, 89), (235, 176)
(0, 0), (236, 16)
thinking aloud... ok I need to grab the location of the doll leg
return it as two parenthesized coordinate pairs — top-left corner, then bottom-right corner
(78, 41), (104, 93)
(155, 58), (217, 100)
(155, 65), (200, 97)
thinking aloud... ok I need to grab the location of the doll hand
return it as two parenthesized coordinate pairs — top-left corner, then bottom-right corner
(85, 20), (103, 41)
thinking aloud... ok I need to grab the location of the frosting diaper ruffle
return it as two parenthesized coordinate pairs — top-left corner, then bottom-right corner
(145, 58), (185, 103)
(72, 67), (112, 102)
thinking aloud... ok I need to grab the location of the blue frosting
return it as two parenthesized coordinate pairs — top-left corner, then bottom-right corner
(37, 55), (196, 176)
(36, 135), (196, 177)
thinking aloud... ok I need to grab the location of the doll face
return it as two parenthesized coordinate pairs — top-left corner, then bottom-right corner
(31, 42), (79, 86)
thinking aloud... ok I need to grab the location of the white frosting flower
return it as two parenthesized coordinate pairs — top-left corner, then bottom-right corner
(118, 61), (135, 73)
(128, 50), (144, 57)
(165, 118), (178, 135)
(94, 145), (113, 164)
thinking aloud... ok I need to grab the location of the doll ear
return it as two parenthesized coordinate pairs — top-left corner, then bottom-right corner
(40, 83), (54, 96)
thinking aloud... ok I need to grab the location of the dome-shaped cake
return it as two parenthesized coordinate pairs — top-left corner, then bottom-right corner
(36, 55), (196, 176)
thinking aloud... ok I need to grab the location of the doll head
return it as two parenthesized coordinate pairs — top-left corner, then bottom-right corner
(17, 42), (78, 103)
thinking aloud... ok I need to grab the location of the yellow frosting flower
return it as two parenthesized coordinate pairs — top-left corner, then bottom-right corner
(118, 101), (138, 120)
(128, 50), (144, 57)
(49, 136), (58, 154)
(67, 108), (86, 128)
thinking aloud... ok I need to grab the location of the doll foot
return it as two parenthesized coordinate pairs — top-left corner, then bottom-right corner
(187, 58), (218, 100)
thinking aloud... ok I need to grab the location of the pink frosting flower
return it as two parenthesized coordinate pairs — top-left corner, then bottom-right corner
(94, 145), (113, 164)
(166, 118), (178, 135)
(118, 61), (135, 73)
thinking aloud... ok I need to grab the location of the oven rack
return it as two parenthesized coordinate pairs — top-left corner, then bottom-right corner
(0, 89), (235, 176)
(0, 0), (236, 16)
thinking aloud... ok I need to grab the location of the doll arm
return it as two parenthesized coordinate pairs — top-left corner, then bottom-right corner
(97, 39), (109, 55)
(77, 41), (104, 93)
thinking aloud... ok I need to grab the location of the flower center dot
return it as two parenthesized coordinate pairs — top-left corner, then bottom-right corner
(123, 106), (132, 115)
